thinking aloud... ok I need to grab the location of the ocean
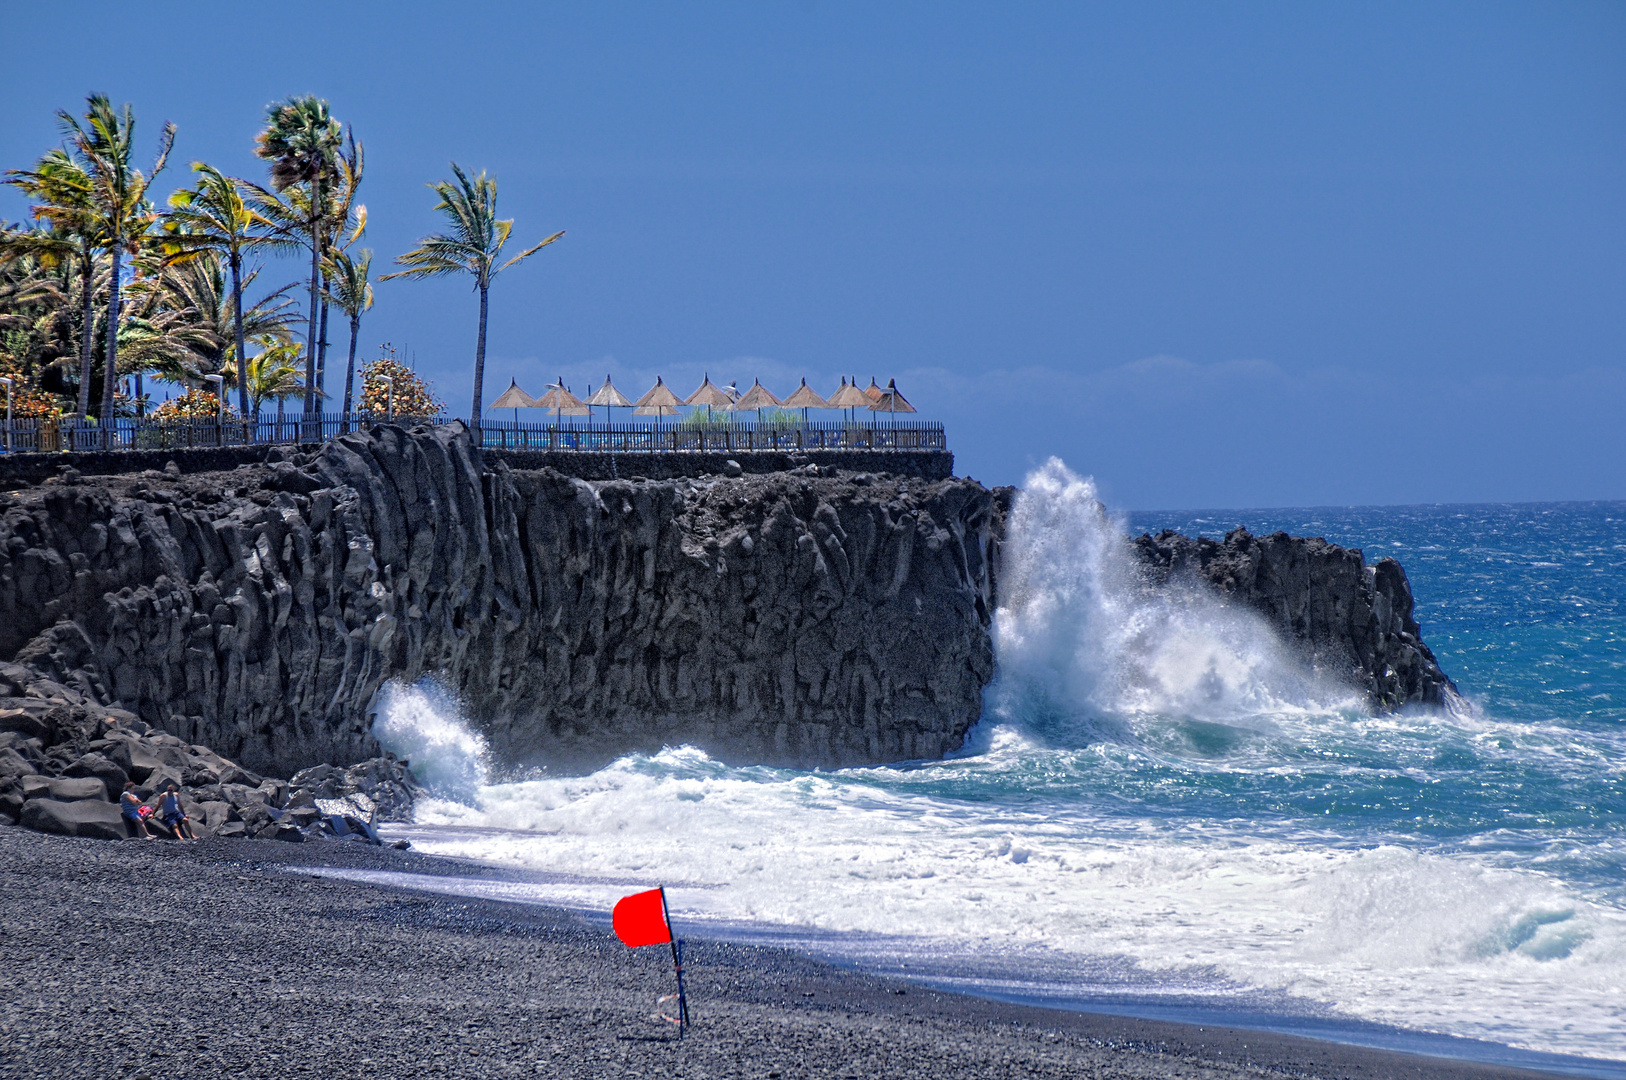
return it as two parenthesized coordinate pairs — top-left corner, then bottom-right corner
(363, 460), (1625, 1071)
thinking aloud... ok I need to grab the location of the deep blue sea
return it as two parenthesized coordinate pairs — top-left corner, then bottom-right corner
(362, 462), (1626, 1070)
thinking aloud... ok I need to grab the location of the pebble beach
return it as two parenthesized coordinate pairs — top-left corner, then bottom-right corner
(0, 829), (1572, 1080)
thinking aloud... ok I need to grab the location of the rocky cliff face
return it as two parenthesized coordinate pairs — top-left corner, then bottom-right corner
(0, 424), (1457, 787)
(0, 423), (1000, 776)
(1131, 527), (1458, 709)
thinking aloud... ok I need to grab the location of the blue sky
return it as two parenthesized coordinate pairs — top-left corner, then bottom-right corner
(3, 2), (1621, 509)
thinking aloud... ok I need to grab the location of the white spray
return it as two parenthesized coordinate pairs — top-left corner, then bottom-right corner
(372, 680), (489, 804)
(989, 458), (1349, 741)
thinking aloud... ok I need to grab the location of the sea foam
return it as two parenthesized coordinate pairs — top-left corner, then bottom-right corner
(368, 463), (1626, 1063)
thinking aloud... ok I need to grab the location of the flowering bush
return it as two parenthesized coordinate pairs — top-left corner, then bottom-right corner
(4, 384), (63, 419)
(0, 361), (63, 419)
(357, 358), (443, 418)
(150, 389), (238, 423)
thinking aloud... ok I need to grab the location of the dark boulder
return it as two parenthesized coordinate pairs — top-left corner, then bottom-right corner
(20, 796), (126, 840)
(94, 738), (135, 776)
(0, 705), (53, 743)
(217, 764), (264, 788)
(256, 821), (304, 843)
(105, 736), (165, 784)
(65, 752), (129, 796)
(0, 746), (36, 779)
(0, 785), (22, 823)
(198, 800), (235, 832)
(21, 775), (108, 802)
(287, 756), (422, 823)
(220, 782), (269, 809)
(235, 803), (274, 833)
(142, 766), (185, 797)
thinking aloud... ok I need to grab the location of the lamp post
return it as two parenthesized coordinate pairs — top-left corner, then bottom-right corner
(0, 377), (13, 454)
(204, 374), (225, 446)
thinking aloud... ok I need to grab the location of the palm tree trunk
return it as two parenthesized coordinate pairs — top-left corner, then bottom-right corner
(101, 245), (123, 448)
(471, 283), (488, 433)
(316, 299), (330, 408)
(302, 180), (321, 428)
(343, 314), (359, 423)
(230, 249), (250, 420)
(76, 244), (96, 418)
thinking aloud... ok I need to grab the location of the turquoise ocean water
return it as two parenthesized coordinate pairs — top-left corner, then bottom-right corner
(369, 462), (1625, 1071)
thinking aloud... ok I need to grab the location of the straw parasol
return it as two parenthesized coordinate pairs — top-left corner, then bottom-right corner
(634, 376), (684, 418)
(863, 377), (885, 404)
(733, 379), (780, 420)
(868, 378), (916, 426)
(491, 379), (537, 425)
(536, 377), (590, 426)
(826, 377), (870, 423)
(585, 374), (633, 423)
(684, 374), (733, 410)
(781, 378), (828, 423)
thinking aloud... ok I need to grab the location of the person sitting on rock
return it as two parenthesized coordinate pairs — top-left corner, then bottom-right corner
(120, 781), (154, 841)
(158, 783), (196, 840)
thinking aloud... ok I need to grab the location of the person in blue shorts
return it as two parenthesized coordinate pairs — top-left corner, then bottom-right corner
(120, 781), (154, 840)
(158, 782), (197, 840)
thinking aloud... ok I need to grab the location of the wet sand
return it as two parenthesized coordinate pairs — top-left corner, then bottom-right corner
(0, 828), (1578, 1079)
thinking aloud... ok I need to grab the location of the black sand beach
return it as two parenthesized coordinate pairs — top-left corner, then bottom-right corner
(0, 830), (1577, 1080)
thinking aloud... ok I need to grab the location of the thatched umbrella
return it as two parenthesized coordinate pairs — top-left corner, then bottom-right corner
(863, 377), (885, 404)
(781, 378), (828, 423)
(536, 377), (590, 427)
(733, 379), (780, 421)
(586, 374), (633, 424)
(684, 374), (733, 410)
(491, 379), (537, 426)
(868, 378), (916, 426)
(826, 377), (870, 423)
(634, 376), (683, 418)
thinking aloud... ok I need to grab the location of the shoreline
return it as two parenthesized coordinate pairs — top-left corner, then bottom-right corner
(2, 828), (1606, 1080)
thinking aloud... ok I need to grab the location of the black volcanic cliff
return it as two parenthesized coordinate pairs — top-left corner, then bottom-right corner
(1133, 527), (1457, 709)
(0, 423), (998, 775)
(0, 425), (1456, 785)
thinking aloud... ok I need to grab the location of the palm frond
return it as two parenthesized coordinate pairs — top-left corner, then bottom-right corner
(500, 229), (565, 272)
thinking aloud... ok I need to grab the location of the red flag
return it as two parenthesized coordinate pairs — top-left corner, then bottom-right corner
(613, 888), (672, 948)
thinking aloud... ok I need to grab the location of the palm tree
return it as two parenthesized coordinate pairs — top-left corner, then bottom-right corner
(5, 150), (103, 416)
(322, 248), (372, 418)
(380, 164), (562, 429)
(241, 334), (305, 416)
(253, 96), (342, 421)
(316, 138), (364, 401)
(121, 256), (296, 391)
(162, 163), (271, 418)
(0, 223), (115, 412)
(54, 96), (175, 432)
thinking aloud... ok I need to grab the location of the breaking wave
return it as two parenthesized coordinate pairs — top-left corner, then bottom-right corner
(367, 465), (1626, 1065)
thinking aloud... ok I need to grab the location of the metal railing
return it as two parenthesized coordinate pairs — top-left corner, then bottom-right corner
(475, 419), (946, 453)
(0, 414), (947, 455)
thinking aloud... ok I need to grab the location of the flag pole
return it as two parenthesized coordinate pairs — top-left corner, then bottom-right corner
(659, 886), (689, 1033)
